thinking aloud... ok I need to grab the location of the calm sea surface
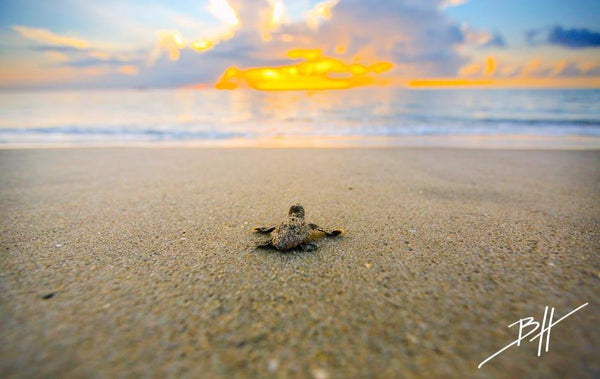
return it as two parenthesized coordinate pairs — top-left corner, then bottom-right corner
(0, 88), (598, 147)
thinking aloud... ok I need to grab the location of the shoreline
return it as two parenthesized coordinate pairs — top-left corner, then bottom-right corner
(1, 134), (599, 150)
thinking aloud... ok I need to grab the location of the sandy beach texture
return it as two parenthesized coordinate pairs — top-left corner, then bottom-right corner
(1, 148), (598, 378)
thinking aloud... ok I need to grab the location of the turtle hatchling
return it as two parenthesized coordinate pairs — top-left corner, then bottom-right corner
(253, 204), (344, 251)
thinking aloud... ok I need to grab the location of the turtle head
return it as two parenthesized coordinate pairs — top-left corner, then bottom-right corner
(288, 204), (305, 219)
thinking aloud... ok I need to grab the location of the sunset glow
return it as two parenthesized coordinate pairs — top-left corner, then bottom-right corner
(215, 49), (393, 91)
(409, 76), (600, 88)
(0, 0), (598, 89)
(191, 40), (214, 52)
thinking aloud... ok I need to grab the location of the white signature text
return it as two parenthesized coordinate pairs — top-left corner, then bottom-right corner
(478, 302), (588, 368)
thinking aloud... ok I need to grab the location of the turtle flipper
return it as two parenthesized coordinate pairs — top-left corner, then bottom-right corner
(329, 229), (344, 236)
(301, 242), (318, 252)
(308, 223), (344, 237)
(254, 226), (276, 233)
(255, 240), (276, 250)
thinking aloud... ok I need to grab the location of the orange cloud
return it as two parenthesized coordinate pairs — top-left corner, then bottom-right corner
(499, 64), (520, 77)
(44, 51), (69, 62)
(459, 56), (495, 77)
(521, 57), (542, 76)
(408, 76), (600, 89)
(459, 63), (481, 77)
(552, 59), (568, 76)
(579, 62), (597, 73)
(409, 78), (493, 88)
(0, 61), (106, 87)
(88, 51), (111, 60)
(215, 49), (392, 90)
(485, 56), (495, 75)
(12, 25), (89, 49)
(411, 54), (600, 88)
(118, 65), (139, 75)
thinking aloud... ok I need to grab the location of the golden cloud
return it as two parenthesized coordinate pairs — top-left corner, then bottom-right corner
(215, 48), (392, 90)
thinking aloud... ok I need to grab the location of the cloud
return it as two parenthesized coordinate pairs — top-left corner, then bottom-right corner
(462, 26), (505, 48)
(214, 48), (393, 90)
(131, 0), (502, 87)
(520, 57), (545, 76)
(30, 43), (147, 72)
(306, 0), (340, 29)
(44, 51), (69, 62)
(268, 0), (469, 77)
(527, 25), (600, 49)
(118, 65), (139, 75)
(458, 56), (600, 80)
(551, 60), (600, 77)
(458, 56), (495, 77)
(61, 57), (144, 68)
(5, 0), (510, 88)
(144, 0), (472, 80)
(440, 0), (469, 8)
(548, 26), (600, 48)
(154, 30), (186, 61)
(578, 62), (600, 75)
(12, 25), (89, 49)
(525, 29), (542, 46)
(459, 62), (481, 77)
(30, 46), (83, 53)
(13, 24), (147, 74)
(209, 0), (241, 26)
(483, 33), (505, 48)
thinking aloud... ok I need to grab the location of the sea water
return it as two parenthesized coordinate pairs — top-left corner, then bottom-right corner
(0, 88), (598, 147)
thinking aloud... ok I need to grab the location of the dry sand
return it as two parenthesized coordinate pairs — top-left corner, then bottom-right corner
(0, 148), (598, 378)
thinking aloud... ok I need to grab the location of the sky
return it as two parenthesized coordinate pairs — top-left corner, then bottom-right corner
(0, 0), (599, 89)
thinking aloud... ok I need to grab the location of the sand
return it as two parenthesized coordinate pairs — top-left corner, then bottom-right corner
(0, 148), (598, 378)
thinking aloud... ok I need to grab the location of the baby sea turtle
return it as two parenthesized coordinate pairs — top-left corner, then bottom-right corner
(254, 204), (344, 251)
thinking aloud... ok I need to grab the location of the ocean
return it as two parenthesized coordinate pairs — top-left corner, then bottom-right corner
(1, 88), (599, 147)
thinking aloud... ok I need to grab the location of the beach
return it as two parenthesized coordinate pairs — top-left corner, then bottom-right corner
(1, 147), (598, 378)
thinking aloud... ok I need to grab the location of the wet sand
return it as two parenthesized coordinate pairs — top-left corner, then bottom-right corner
(1, 148), (598, 378)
